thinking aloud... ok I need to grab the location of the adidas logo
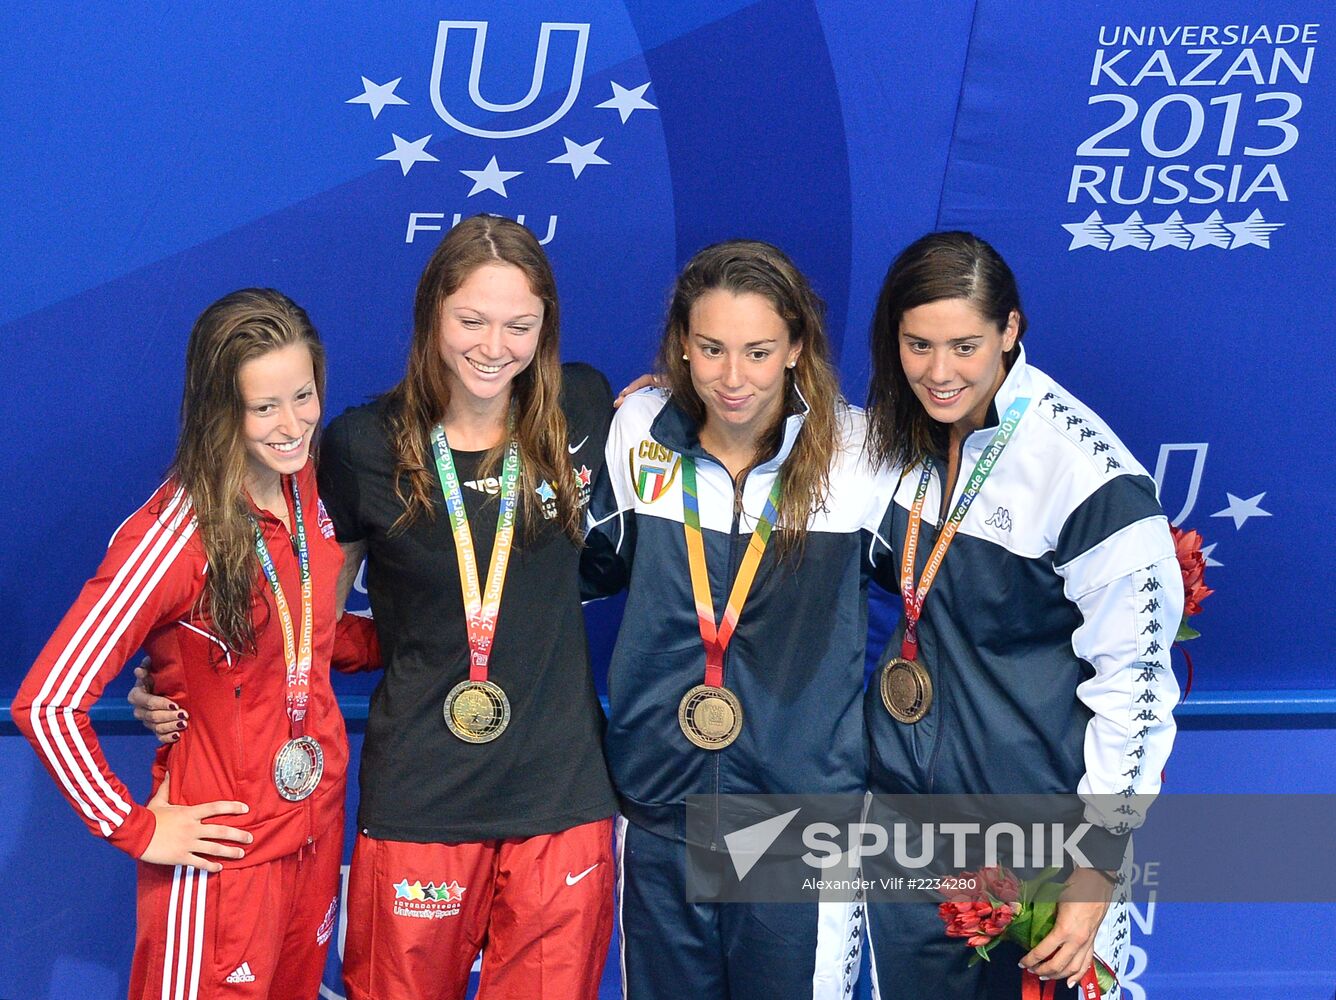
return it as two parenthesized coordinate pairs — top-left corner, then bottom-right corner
(225, 962), (256, 984)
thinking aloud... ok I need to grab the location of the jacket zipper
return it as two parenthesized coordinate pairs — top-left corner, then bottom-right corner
(234, 684), (245, 787)
(924, 444), (964, 795)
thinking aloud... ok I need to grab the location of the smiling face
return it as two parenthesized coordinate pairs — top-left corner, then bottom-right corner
(898, 297), (1019, 438)
(238, 342), (320, 493)
(437, 262), (544, 413)
(685, 289), (801, 447)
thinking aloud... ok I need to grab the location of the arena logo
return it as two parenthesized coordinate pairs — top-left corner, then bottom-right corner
(1064, 21), (1320, 251)
(343, 17), (658, 244)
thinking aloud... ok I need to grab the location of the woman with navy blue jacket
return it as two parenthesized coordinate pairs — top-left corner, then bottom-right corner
(861, 232), (1182, 998)
(582, 240), (890, 1000)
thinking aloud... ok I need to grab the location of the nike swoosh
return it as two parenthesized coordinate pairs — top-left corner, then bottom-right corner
(565, 863), (600, 886)
(568, 436), (589, 454)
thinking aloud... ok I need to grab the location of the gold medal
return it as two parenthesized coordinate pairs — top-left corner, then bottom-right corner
(445, 679), (511, 743)
(272, 735), (324, 800)
(678, 683), (743, 750)
(880, 657), (933, 724)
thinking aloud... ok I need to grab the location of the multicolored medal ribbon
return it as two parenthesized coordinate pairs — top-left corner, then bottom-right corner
(432, 425), (521, 744)
(254, 476), (324, 801)
(881, 398), (1031, 724)
(677, 457), (782, 750)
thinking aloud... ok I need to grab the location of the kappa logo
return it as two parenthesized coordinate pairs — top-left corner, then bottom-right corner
(629, 440), (680, 504)
(225, 962), (257, 984)
(316, 894), (338, 946)
(984, 507), (1012, 532)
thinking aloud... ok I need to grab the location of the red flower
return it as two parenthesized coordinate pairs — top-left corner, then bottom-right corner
(938, 897), (1016, 948)
(1170, 526), (1215, 618)
(978, 865), (1021, 903)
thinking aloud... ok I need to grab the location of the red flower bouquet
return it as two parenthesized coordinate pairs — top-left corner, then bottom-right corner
(1170, 526), (1214, 641)
(938, 866), (1115, 998)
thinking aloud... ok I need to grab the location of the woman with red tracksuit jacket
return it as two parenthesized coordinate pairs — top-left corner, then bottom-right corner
(11, 289), (375, 1000)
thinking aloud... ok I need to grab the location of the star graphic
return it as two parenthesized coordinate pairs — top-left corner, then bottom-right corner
(407, 880), (427, 901)
(1200, 542), (1222, 568)
(536, 480), (556, 502)
(1104, 211), (1152, 251)
(576, 465), (592, 486)
(1211, 491), (1272, 530)
(1224, 209), (1284, 249)
(548, 136), (610, 179)
(393, 879), (413, 899)
(461, 155), (522, 197)
(443, 880), (467, 903)
(1185, 210), (1231, 250)
(1144, 211), (1192, 250)
(596, 81), (657, 123)
(346, 76), (409, 119)
(1062, 211), (1112, 251)
(378, 134), (438, 176)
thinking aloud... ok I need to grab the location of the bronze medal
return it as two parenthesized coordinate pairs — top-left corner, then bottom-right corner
(445, 679), (511, 744)
(272, 735), (324, 801)
(678, 683), (743, 750)
(880, 657), (933, 724)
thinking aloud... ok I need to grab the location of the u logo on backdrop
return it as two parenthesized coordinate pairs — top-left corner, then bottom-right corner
(430, 20), (591, 138)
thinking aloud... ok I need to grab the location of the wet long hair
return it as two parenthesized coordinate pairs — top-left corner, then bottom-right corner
(171, 288), (326, 657)
(654, 240), (842, 552)
(866, 231), (1027, 470)
(384, 214), (580, 541)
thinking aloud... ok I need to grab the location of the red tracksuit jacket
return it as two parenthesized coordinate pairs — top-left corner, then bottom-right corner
(11, 460), (375, 867)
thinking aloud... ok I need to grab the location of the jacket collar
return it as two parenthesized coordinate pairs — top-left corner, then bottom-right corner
(971, 344), (1031, 438)
(649, 386), (810, 474)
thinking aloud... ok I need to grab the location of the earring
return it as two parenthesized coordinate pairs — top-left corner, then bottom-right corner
(682, 353), (689, 361)
(787, 360), (797, 369)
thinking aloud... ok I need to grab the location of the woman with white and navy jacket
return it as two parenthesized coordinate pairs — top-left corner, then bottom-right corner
(861, 231), (1182, 999)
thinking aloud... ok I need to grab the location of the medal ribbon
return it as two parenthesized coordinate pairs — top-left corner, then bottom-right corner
(253, 475), (313, 738)
(681, 457), (783, 689)
(1020, 962), (1101, 1000)
(431, 426), (521, 683)
(899, 398), (1031, 662)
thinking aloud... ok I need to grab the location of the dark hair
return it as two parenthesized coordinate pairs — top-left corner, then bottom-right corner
(384, 214), (580, 541)
(171, 288), (326, 657)
(654, 239), (842, 551)
(866, 231), (1027, 469)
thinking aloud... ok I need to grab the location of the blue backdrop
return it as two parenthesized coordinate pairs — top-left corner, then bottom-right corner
(2, 2), (1332, 997)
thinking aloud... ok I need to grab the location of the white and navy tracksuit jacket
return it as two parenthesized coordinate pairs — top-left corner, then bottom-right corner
(582, 388), (886, 999)
(863, 349), (1183, 998)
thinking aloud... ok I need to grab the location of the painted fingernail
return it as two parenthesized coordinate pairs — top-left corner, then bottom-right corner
(176, 721), (186, 730)
(171, 733), (180, 742)
(169, 704), (179, 712)
(177, 712), (186, 720)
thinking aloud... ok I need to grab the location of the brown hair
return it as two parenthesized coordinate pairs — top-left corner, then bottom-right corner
(384, 214), (579, 540)
(654, 239), (842, 552)
(171, 288), (326, 657)
(866, 230), (1027, 469)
